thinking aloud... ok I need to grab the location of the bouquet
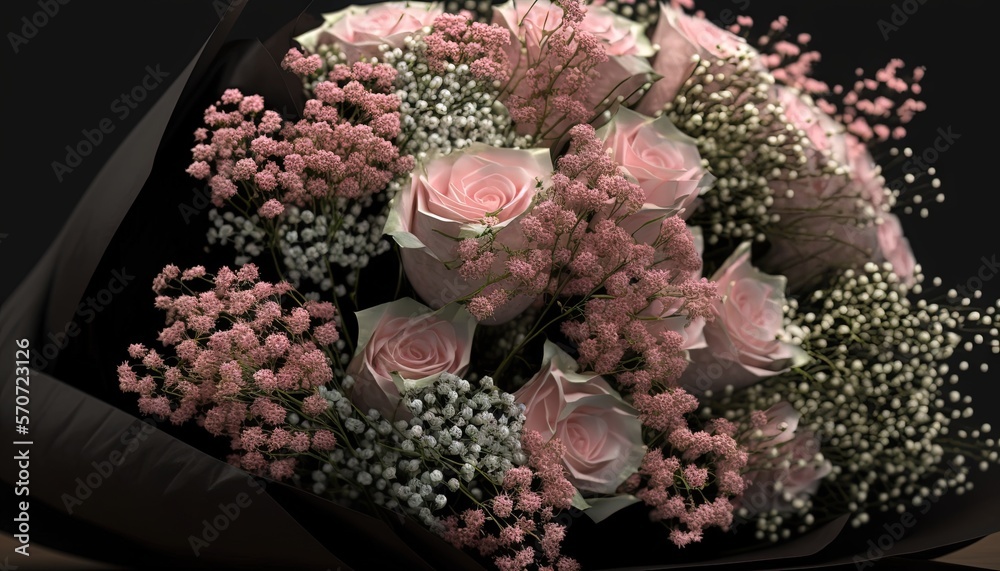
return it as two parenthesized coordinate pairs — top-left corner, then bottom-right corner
(45, 0), (998, 568)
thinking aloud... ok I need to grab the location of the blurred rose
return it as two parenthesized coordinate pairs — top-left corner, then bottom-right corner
(384, 145), (551, 323)
(845, 135), (886, 209)
(638, 2), (752, 115)
(759, 87), (891, 291)
(295, 2), (442, 62)
(846, 140), (916, 284)
(758, 206), (880, 292)
(514, 341), (645, 494)
(347, 298), (476, 419)
(681, 241), (808, 393)
(596, 107), (712, 244)
(578, 5), (654, 57)
(776, 85), (849, 167)
(738, 402), (831, 516)
(877, 213), (916, 285)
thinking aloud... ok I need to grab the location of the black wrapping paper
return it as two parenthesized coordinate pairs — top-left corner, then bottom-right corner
(3, 1), (998, 569)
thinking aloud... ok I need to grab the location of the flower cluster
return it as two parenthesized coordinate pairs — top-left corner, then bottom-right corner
(457, 124), (716, 384)
(709, 264), (1000, 530)
(749, 17), (927, 145)
(441, 430), (580, 571)
(118, 264), (340, 479)
(620, 388), (748, 547)
(116, 2), (1000, 569)
(657, 44), (812, 247)
(381, 22), (527, 163)
(187, 54), (414, 286)
(189, 56), (411, 206)
(312, 373), (527, 529)
(495, 0), (656, 146)
(424, 13), (511, 83)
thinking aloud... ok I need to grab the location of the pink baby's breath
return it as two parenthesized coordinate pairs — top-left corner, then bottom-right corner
(311, 430), (337, 451)
(424, 14), (512, 83)
(442, 432), (579, 569)
(268, 458), (297, 481)
(466, 125), (716, 388)
(120, 265), (341, 473)
(187, 52), (413, 220)
(257, 198), (284, 219)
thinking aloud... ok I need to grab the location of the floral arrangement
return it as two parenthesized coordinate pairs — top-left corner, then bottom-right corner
(115, 0), (999, 568)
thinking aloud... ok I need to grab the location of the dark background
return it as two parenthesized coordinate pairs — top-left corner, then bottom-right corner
(1, 0), (998, 569)
(2, 0), (998, 309)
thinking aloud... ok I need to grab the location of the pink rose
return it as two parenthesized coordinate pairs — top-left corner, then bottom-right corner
(845, 135), (886, 210)
(638, 226), (707, 352)
(514, 341), (645, 494)
(596, 107), (712, 244)
(845, 137), (915, 285)
(738, 402), (831, 516)
(758, 87), (886, 290)
(385, 145), (552, 323)
(681, 242), (808, 393)
(295, 2), (443, 62)
(876, 213), (916, 285)
(347, 298), (476, 419)
(492, 0), (655, 144)
(640, 303), (707, 354)
(578, 6), (654, 58)
(775, 85), (849, 167)
(638, 3), (753, 116)
(493, 0), (654, 60)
